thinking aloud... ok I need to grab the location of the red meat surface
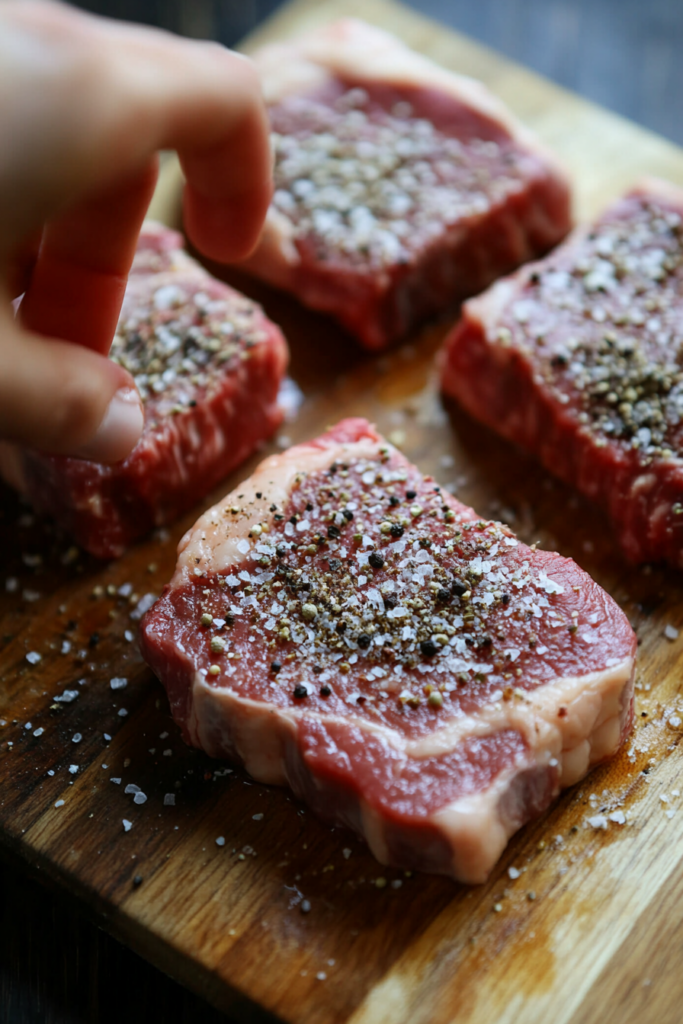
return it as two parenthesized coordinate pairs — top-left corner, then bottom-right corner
(238, 19), (572, 350)
(3, 223), (288, 559)
(442, 178), (683, 567)
(140, 418), (636, 882)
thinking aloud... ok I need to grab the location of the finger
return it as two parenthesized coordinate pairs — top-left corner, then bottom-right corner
(0, 306), (143, 463)
(19, 158), (159, 354)
(179, 61), (273, 262)
(0, 3), (272, 263)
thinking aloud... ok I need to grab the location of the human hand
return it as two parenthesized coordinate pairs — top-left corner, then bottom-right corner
(0, 0), (272, 463)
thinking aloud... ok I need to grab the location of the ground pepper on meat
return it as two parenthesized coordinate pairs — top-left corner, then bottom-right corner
(503, 197), (683, 463)
(110, 284), (269, 429)
(193, 444), (572, 711)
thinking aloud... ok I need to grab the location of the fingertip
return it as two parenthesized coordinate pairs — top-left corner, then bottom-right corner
(73, 385), (144, 464)
(183, 183), (271, 263)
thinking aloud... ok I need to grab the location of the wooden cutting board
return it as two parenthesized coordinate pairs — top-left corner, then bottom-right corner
(4, 1), (683, 1021)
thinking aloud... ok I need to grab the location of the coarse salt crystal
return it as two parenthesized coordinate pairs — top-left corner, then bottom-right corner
(33, 727), (44, 738)
(665, 624), (679, 641)
(130, 593), (156, 620)
(110, 778), (121, 785)
(669, 716), (682, 728)
(72, 733), (82, 744)
(124, 631), (134, 643)
(163, 749), (172, 757)
(118, 708), (128, 717)
(508, 866), (520, 879)
(55, 689), (79, 703)
(163, 793), (175, 806)
(133, 792), (147, 805)
(54, 800), (65, 808)
(216, 836), (226, 847)
(69, 765), (78, 774)
(122, 819), (132, 832)
(252, 813), (264, 821)
(103, 733), (111, 741)
(110, 677), (127, 690)
(608, 810), (626, 825)
(342, 848), (351, 859)
(667, 809), (676, 819)
(26, 652), (41, 665)
(587, 814), (608, 830)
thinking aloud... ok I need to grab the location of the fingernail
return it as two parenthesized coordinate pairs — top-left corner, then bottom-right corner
(75, 387), (144, 464)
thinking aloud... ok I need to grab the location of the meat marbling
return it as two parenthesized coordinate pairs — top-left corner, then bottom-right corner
(237, 19), (572, 350)
(140, 418), (636, 883)
(2, 222), (288, 559)
(442, 178), (683, 568)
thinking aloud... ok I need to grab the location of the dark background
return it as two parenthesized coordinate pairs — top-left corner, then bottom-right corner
(4, 1), (682, 1021)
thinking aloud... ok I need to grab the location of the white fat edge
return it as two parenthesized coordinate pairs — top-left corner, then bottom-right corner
(190, 671), (406, 781)
(189, 654), (634, 789)
(173, 437), (385, 584)
(358, 799), (392, 866)
(431, 774), (518, 884)
(406, 658), (634, 777)
(429, 694), (625, 883)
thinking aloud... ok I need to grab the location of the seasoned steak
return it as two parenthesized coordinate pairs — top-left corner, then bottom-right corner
(140, 418), (636, 883)
(442, 179), (683, 567)
(238, 19), (571, 350)
(4, 223), (288, 559)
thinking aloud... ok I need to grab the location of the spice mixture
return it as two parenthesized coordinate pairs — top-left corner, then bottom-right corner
(270, 86), (530, 269)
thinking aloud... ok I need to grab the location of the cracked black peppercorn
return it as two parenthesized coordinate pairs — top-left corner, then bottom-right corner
(320, 685), (331, 697)
(390, 523), (404, 538)
(270, 662), (281, 674)
(368, 551), (384, 569)
(357, 634), (371, 649)
(420, 640), (437, 657)
(293, 684), (308, 698)
(452, 580), (467, 597)
(327, 525), (341, 539)
(406, 490), (417, 499)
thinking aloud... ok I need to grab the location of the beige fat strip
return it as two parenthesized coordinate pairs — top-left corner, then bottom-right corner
(190, 655), (633, 776)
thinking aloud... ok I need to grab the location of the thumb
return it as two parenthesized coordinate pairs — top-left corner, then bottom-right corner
(0, 310), (143, 463)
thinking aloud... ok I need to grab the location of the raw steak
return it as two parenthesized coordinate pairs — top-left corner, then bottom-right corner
(140, 418), (636, 883)
(236, 19), (572, 350)
(3, 223), (288, 559)
(442, 178), (683, 567)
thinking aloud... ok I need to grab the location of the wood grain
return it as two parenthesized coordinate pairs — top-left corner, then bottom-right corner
(4, 1), (683, 1022)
